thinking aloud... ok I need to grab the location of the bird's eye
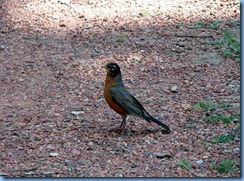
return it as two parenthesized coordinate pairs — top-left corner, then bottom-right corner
(110, 65), (116, 71)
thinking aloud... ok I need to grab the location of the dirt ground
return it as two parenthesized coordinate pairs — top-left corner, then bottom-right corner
(0, 0), (240, 177)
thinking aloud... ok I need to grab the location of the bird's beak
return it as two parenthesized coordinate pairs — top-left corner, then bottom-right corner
(102, 65), (108, 70)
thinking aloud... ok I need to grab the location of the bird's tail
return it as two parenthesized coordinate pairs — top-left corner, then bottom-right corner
(148, 115), (171, 133)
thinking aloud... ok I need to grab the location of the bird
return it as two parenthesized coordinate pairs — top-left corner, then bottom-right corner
(103, 62), (171, 134)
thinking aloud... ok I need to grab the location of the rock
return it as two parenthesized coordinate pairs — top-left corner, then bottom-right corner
(122, 141), (128, 148)
(182, 104), (191, 111)
(161, 106), (168, 110)
(49, 152), (59, 157)
(87, 142), (94, 146)
(19, 78), (25, 82)
(171, 86), (178, 93)
(0, 172), (8, 176)
(155, 152), (172, 159)
(196, 159), (204, 164)
(227, 84), (235, 88)
(71, 111), (84, 116)
(202, 155), (208, 159)
(65, 160), (71, 166)
(0, 43), (5, 50)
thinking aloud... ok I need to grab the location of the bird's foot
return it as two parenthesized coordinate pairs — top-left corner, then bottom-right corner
(162, 128), (171, 134)
(109, 127), (127, 134)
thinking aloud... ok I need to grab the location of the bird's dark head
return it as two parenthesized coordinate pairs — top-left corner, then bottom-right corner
(103, 62), (121, 77)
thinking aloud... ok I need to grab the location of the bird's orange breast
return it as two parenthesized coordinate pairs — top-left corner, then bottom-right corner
(104, 75), (128, 115)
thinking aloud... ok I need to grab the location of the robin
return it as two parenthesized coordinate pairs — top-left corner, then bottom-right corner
(103, 62), (171, 134)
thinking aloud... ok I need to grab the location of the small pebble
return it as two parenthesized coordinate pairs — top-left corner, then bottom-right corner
(49, 152), (59, 157)
(0, 44), (5, 50)
(196, 159), (204, 164)
(233, 147), (240, 151)
(19, 78), (25, 82)
(0, 172), (8, 176)
(171, 86), (178, 93)
(71, 111), (84, 116)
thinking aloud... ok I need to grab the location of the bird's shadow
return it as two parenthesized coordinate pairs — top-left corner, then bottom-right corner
(105, 127), (169, 137)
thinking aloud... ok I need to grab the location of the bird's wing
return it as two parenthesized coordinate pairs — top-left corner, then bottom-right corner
(109, 85), (150, 119)
(109, 84), (171, 133)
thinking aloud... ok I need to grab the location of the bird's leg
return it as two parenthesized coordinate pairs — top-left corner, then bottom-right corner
(109, 115), (129, 133)
(120, 115), (129, 130)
